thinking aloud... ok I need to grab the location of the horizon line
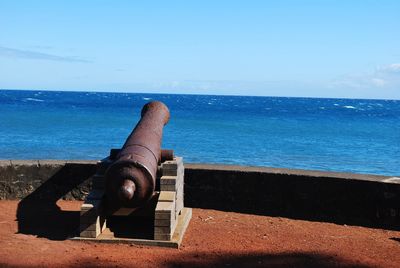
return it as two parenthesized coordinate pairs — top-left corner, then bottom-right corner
(1, 87), (399, 101)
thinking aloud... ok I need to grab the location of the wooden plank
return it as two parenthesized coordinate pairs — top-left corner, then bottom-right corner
(71, 208), (192, 249)
(154, 233), (171, 241)
(154, 226), (174, 234)
(154, 219), (174, 227)
(160, 175), (177, 185)
(155, 212), (172, 220)
(155, 200), (174, 212)
(162, 165), (184, 176)
(160, 180), (182, 191)
(79, 230), (99, 238)
(80, 218), (100, 232)
(158, 191), (176, 202)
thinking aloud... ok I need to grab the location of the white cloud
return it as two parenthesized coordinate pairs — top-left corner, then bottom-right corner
(332, 63), (400, 90)
(380, 63), (400, 73)
(0, 46), (90, 63)
(371, 78), (387, 87)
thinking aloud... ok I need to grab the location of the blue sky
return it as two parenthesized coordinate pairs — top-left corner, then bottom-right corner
(1, 1), (399, 99)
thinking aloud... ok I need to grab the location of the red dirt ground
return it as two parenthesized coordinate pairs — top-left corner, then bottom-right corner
(0, 200), (399, 267)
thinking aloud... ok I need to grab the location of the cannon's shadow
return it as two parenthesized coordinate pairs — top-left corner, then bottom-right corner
(16, 163), (95, 240)
(39, 252), (371, 268)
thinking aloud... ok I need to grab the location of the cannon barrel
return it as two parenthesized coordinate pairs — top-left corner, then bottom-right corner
(105, 101), (170, 208)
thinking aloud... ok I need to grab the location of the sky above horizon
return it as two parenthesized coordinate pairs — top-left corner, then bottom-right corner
(1, 1), (400, 99)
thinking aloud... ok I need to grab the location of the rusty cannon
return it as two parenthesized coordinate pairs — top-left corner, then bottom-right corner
(76, 100), (191, 247)
(105, 101), (171, 209)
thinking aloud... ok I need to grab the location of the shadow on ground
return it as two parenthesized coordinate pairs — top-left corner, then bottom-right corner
(16, 163), (95, 240)
(162, 252), (371, 268)
(389, 237), (400, 243)
(0, 252), (372, 267)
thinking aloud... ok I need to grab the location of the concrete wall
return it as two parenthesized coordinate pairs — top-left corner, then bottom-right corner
(0, 160), (96, 200)
(1, 160), (400, 230)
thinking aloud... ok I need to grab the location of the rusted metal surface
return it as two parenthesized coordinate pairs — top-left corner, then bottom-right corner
(160, 149), (174, 162)
(105, 101), (170, 208)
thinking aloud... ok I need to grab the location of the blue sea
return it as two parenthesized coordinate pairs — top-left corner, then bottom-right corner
(0, 89), (399, 176)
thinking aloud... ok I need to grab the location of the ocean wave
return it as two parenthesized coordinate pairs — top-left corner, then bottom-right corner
(343, 105), (356, 109)
(23, 98), (44, 102)
(143, 97), (151, 100)
(1, 90), (399, 176)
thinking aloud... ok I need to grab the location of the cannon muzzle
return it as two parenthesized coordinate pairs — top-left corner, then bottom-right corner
(105, 101), (170, 208)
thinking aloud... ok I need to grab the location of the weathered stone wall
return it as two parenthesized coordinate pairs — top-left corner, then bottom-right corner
(184, 164), (400, 229)
(0, 160), (96, 200)
(1, 160), (400, 229)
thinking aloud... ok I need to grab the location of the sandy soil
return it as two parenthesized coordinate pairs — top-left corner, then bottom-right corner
(0, 200), (399, 267)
